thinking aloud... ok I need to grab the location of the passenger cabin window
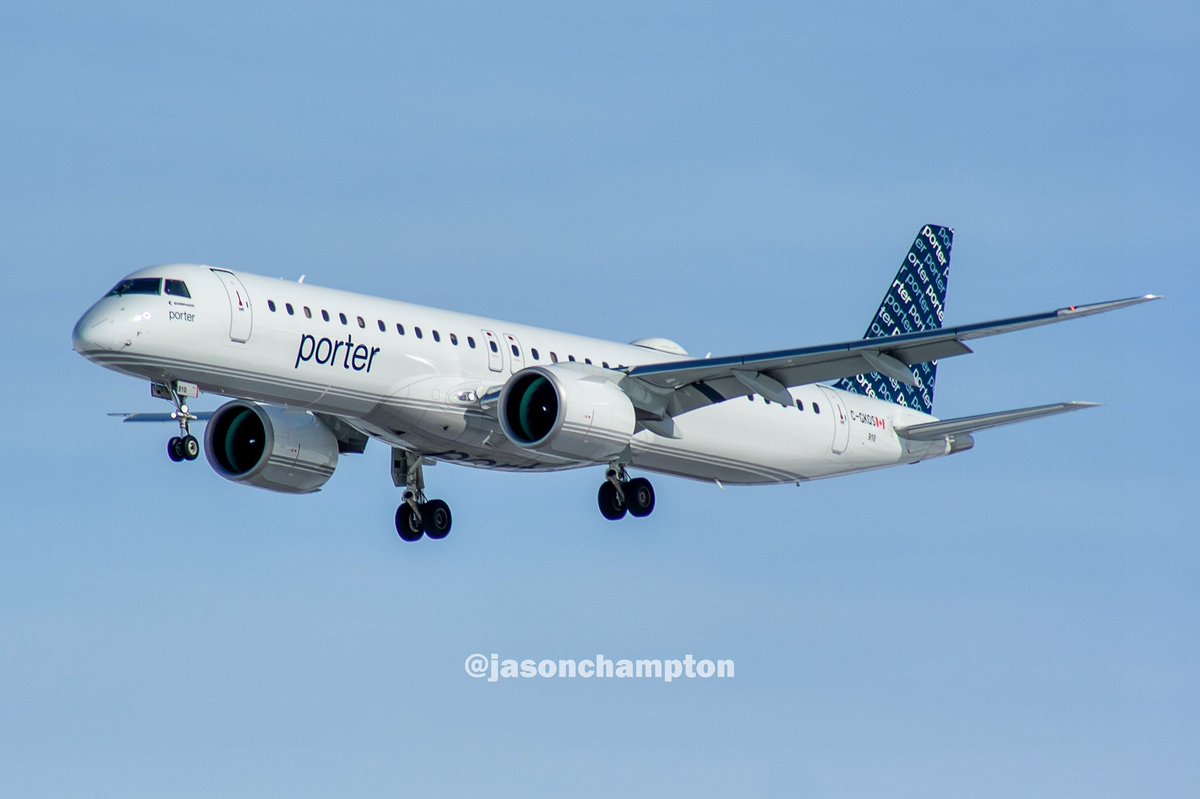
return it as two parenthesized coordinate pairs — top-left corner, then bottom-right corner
(339, 313), (348, 325)
(415, 327), (423, 339)
(813, 403), (821, 414)
(796, 399), (804, 411)
(378, 320), (386, 332)
(108, 278), (162, 296)
(433, 330), (441, 342)
(450, 333), (458, 346)
(357, 316), (365, 328)
(322, 310), (330, 322)
(268, 300), (277, 312)
(550, 352), (558, 363)
(602, 361), (609, 368)
(568, 355), (576, 362)
(467, 336), (476, 349)
(396, 323), (405, 335)
(164, 279), (191, 298)
(304, 307), (312, 319)
(531, 348), (540, 360)
(285, 303), (295, 315)
(585, 358), (592, 365)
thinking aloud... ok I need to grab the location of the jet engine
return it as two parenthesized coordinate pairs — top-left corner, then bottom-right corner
(204, 400), (339, 493)
(499, 365), (637, 462)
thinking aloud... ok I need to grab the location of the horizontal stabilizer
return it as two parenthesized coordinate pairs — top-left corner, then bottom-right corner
(895, 402), (1099, 441)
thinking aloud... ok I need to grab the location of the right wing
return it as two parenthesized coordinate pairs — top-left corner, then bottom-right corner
(110, 410), (369, 454)
(109, 411), (216, 422)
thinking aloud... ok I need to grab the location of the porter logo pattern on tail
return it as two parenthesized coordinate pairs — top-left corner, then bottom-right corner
(834, 225), (953, 414)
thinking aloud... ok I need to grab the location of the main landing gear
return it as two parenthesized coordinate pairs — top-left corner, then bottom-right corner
(156, 381), (201, 462)
(597, 464), (656, 521)
(392, 449), (453, 542)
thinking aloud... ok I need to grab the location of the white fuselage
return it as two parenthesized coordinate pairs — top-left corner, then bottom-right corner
(73, 264), (952, 485)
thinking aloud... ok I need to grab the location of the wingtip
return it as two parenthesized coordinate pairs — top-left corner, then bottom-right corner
(1060, 294), (1164, 316)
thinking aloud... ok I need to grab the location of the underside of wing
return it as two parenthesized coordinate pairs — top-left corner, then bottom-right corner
(622, 295), (1159, 418)
(109, 411), (217, 422)
(111, 409), (369, 454)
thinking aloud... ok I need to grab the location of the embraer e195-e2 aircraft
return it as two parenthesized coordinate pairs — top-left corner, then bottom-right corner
(73, 226), (1158, 542)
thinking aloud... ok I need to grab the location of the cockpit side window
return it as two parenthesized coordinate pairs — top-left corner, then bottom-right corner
(107, 278), (162, 297)
(164, 279), (191, 298)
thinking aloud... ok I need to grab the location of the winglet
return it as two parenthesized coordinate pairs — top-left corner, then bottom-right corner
(1057, 294), (1162, 318)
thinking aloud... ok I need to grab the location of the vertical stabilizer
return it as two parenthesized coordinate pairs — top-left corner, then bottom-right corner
(834, 225), (953, 414)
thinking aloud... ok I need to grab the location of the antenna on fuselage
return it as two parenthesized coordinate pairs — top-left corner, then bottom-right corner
(298, 275), (306, 284)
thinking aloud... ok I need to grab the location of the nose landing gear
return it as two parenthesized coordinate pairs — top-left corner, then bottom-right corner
(155, 381), (201, 462)
(167, 434), (200, 462)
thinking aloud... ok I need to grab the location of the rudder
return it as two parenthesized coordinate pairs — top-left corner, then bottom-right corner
(833, 224), (953, 414)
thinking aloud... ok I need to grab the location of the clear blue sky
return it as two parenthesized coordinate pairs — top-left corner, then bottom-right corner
(1, 2), (1195, 796)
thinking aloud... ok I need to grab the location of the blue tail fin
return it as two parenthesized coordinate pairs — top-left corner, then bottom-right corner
(834, 224), (953, 414)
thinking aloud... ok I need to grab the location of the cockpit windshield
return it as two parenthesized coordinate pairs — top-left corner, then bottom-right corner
(107, 278), (163, 297)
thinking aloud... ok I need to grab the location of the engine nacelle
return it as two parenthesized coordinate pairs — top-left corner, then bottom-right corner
(499, 365), (637, 462)
(204, 400), (339, 494)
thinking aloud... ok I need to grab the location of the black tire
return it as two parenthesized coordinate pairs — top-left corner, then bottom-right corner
(181, 435), (200, 461)
(422, 499), (452, 540)
(167, 437), (184, 462)
(597, 481), (627, 521)
(395, 504), (424, 542)
(625, 477), (656, 518)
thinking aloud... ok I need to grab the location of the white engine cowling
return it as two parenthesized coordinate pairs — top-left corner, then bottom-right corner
(498, 365), (637, 462)
(204, 400), (339, 494)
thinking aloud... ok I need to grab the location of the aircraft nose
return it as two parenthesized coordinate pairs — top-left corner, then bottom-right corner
(72, 309), (117, 353)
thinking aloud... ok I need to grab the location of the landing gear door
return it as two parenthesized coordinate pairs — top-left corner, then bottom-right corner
(817, 386), (850, 455)
(503, 333), (525, 374)
(210, 269), (253, 343)
(482, 330), (504, 372)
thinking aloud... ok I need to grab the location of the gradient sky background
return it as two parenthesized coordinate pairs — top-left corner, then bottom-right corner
(1, 2), (1196, 796)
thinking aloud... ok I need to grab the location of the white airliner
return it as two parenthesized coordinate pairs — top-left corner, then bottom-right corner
(72, 225), (1158, 541)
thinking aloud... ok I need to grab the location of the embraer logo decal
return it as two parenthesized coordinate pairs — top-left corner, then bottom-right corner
(295, 333), (380, 372)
